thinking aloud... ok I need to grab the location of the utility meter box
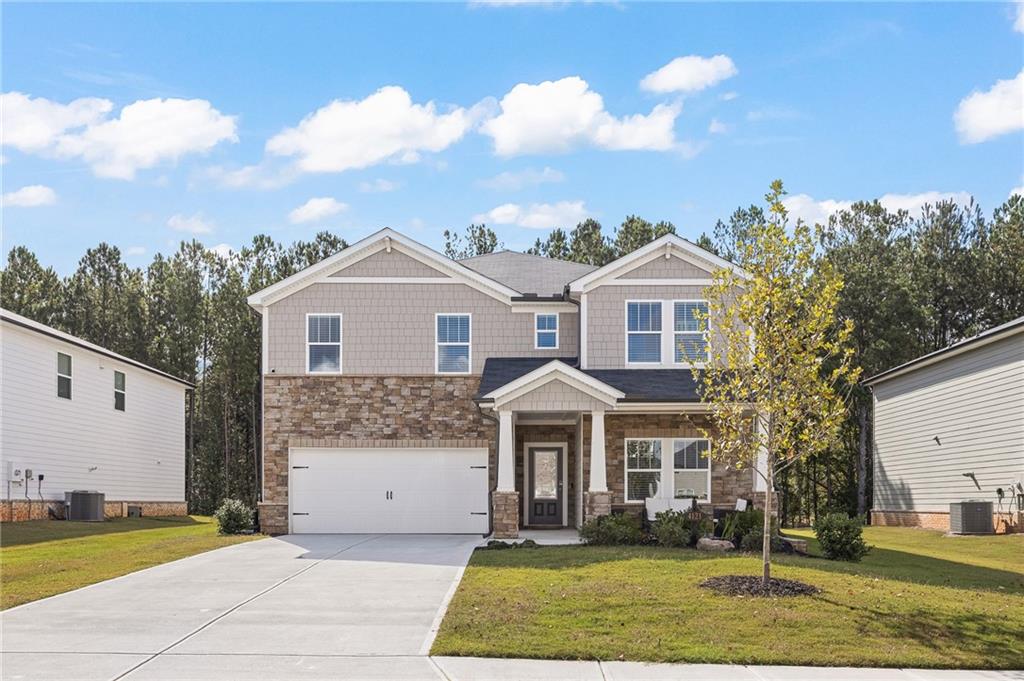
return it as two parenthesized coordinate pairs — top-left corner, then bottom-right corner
(4, 461), (25, 483)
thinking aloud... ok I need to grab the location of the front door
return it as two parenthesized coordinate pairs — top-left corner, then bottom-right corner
(528, 446), (563, 525)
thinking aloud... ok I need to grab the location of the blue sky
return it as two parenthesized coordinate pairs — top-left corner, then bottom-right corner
(2, 2), (1022, 274)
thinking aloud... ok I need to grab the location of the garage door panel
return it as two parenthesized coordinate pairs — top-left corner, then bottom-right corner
(290, 447), (489, 534)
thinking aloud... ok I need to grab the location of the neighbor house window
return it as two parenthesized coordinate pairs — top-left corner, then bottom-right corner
(114, 371), (126, 411)
(674, 301), (709, 364)
(673, 439), (710, 501)
(436, 314), (470, 374)
(625, 439), (662, 502)
(626, 301), (661, 363)
(535, 314), (558, 349)
(307, 314), (342, 374)
(57, 352), (72, 399)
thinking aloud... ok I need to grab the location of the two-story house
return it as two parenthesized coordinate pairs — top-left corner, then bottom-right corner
(248, 228), (766, 536)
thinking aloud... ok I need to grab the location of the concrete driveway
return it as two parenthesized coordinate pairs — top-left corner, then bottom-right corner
(1, 534), (479, 680)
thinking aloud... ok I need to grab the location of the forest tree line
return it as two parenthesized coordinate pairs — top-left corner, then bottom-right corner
(2, 191), (1021, 522)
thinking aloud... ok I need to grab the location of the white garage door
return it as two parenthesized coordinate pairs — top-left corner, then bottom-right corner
(289, 447), (490, 534)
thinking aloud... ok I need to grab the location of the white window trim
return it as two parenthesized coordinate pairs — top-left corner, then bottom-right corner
(305, 313), (343, 375)
(671, 437), (712, 502)
(624, 300), (663, 366)
(623, 437), (713, 504)
(624, 437), (663, 503)
(435, 312), (472, 375)
(57, 351), (72, 400)
(672, 299), (710, 368)
(114, 370), (126, 412)
(534, 312), (559, 350)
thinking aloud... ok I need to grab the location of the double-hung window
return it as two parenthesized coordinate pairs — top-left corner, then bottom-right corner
(625, 439), (662, 502)
(57, 352), (72, 399)
(307, 314), (342, 374)
(626, 301), (661, 363)
(674, 301), (709, 364)
(535, 314), (558, 349)
(114, 371), (126, 411)
(436, 314), (470, 374)
(673, 438), (710, 500)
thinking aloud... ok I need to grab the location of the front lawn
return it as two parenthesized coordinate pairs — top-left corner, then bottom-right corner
(0, 515), (261, 609)
(432, 527), (1024, 669)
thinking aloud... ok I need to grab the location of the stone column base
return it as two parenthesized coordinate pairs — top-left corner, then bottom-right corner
(584, 490), (612, 522)
(258, 502), (288, 535)
(492, 491), (520, 539)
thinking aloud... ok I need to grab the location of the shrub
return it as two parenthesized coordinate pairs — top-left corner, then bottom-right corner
(653, 510), (713, 547)
(214, 498), (254, 535)
(580, 513), (643, 545)
(727, 508), (782, 552)
(814, 512), (870, 562)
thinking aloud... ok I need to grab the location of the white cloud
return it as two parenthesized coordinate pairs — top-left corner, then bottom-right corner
(473, 200), (589, 229)
(1011, 184), (1024, 199)
(708, 118), (729, 135)
(481, 77), (679, 156)
(953, 69), (1024, 144)
(266, 86), (477, 174)
(209, 243), (234, 259)
(720, 91), (739, 101)
(202, 162), (296, 190)
(358, 178), (400, 193)
(288, 197), (349, 224)
(1, 92), (237, 180)
(124, 246), (147, 256)
(746, 106), (804, 122)
(477, 166), (565, 190)
(167, 213), (214, 234)
(1, 184), (57, 207)
(783, 191), (973, 225)
(1014, 2), (1024, 32)
(640, 55), (737, 94)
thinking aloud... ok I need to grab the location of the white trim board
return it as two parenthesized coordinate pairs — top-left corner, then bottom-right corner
(482, 360), (624, 407)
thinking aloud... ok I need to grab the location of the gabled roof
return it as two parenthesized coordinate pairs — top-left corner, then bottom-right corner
(481, 359), (625, 408)
(459, 251), (597, 297)
(567, 233), (748, 293)
(0, 308), (194, 388)
(864, 316), (1024, 386)
(247, 228), (521, 308)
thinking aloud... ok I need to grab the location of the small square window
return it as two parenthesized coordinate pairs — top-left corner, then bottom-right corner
(535, 314), (558, 349)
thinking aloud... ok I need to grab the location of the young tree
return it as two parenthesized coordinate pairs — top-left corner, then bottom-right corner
(698, 181), (860, 586)
(527, 228), (570, 260)
(568, 218), (614, 265)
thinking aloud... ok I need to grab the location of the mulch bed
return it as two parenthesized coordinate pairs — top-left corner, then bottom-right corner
(700, 575), (820, 597)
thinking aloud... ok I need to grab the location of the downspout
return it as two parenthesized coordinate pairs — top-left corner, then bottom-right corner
(565, 285), (582, 368)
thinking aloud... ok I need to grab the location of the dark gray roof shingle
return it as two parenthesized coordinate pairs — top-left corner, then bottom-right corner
(459, 251), (597, 296)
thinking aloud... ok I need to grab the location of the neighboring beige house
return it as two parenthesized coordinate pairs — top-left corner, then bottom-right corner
(866, 317), (1024, 532)
(0, 309), (192, 522)
(249, 228), (767, 536)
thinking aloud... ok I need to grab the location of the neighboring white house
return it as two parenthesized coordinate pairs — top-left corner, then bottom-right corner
(865, 316), (1024, 532)
(0, 309), (192, 521)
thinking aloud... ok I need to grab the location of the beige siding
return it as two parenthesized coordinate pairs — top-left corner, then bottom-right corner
(0, 323), (186, 502)
(872, 333), (1024, 513)
(329, 248), (449, 278)
(504, 379), (610, 412)
(620, 254), (713, 279)
(267, 283), (578, 375)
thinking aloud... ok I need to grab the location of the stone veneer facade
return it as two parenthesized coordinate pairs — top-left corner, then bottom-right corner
(872, 509), (1023, 534)
(0, 500), (187, 522)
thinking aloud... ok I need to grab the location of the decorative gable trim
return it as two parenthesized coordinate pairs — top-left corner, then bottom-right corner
(567, 234), (748, 293)
(482, 360), (624, 408)
(247, 228), (520, 308)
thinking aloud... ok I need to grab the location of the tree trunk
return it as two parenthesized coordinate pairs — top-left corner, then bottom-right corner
(762, 463), (773, 587)
(857, 403), (868, 517)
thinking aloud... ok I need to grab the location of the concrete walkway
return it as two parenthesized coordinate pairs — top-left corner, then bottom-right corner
(2, 534), (1019, 680)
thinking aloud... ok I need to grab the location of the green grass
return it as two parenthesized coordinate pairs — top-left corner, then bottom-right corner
(1, 515), (261, 609)
(432, 527), (1024, 669)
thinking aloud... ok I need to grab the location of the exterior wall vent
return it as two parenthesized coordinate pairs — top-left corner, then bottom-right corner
(65, 490), (105, 522)
(949, 501), (993, 534)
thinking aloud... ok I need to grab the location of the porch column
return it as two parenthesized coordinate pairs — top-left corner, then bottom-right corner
(585, 409), (612, 521)
(493, 409), (519, 538)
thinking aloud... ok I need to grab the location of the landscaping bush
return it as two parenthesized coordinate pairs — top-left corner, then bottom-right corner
(726, 508), (782, 552)
(814, 512), (870, 562)
(214, 498), (254, 535)
(652, 510), (712, 547)
(580, 513), (643, 545)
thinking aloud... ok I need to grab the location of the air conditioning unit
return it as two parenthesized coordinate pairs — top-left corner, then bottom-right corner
(65, 490), (105, 522)
(949, 501), (993, 535)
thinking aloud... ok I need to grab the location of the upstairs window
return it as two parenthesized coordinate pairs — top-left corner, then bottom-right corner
(626, 301), (661, 363)
(535, 314), (558, 349)
(436, 314), (471, 374)
(674, 301), (709, 364)
(57, 352), (72, 399)
(114, 371), (126, 411)
(307, 314), (342, 374)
